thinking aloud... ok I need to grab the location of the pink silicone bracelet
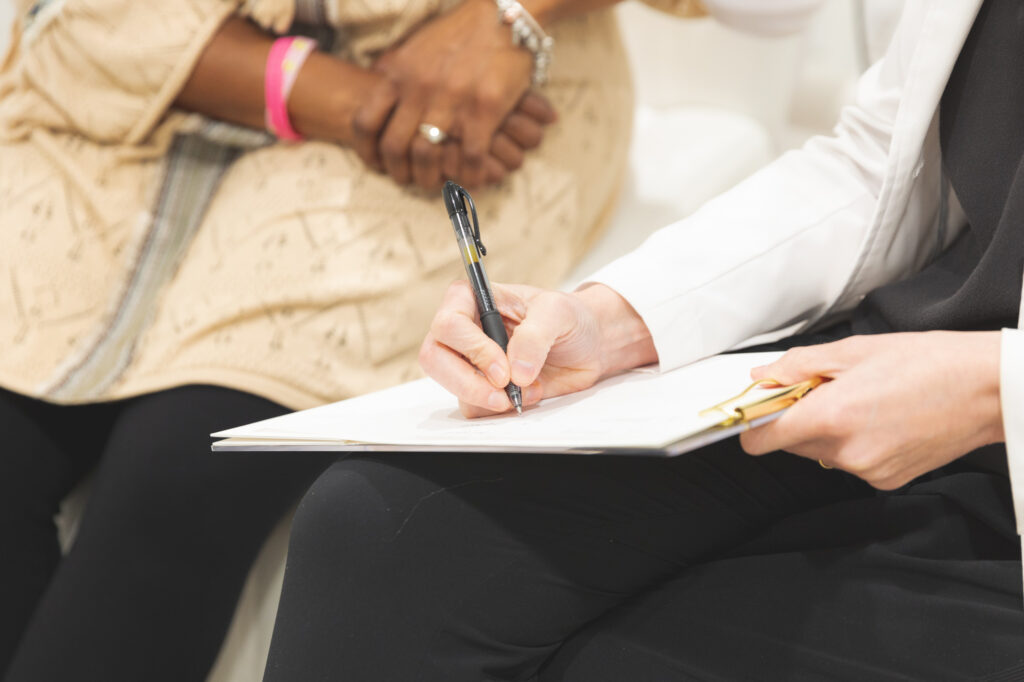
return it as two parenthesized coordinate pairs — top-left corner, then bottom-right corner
(265, 36), (317, 141)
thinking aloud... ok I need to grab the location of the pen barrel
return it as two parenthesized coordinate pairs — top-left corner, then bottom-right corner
(480, 310), (509, 352)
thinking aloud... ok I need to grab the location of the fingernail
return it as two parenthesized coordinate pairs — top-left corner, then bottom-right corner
(487, 362), (505, 385)
(488, 391), (509, 411)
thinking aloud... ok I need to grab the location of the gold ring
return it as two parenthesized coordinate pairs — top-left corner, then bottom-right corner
(819, 459), (833, 470)
(418, 123), (447, 145)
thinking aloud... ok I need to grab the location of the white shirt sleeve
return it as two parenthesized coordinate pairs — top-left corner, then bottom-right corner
(587, 56), (897, 371)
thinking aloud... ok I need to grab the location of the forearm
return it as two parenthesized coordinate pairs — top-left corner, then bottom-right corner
(174, 17), (378, 145)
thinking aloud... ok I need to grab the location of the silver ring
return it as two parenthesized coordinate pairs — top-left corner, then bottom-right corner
(418, 123), (447, 145)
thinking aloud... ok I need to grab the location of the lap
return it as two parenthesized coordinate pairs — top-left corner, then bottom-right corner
(267, 441), (867, 682)
(541, 469), (1024, 682)
(74, 385), (329, 544)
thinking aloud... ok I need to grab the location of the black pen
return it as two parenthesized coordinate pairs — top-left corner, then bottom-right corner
(442, 181), (524, 414)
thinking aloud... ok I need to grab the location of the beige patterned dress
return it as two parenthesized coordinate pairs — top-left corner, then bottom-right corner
(0, 0), (705, 410)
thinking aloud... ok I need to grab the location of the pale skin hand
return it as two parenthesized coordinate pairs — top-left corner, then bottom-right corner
(739, 331), (1005, 490)
(418, 282), (657, 417)
(421, 284), (1007, 488)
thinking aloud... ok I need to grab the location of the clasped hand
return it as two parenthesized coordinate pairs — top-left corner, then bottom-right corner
(353, 0), (554, 189)
(421, 281), (1006, 490)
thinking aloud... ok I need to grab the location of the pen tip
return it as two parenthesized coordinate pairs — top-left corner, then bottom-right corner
(515, 405), (523, 415)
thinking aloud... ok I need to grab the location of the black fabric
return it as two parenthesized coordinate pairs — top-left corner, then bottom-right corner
(540, 469), (1023, 682)
(263, 444), (1024, 682)
(851, 0), (1024, 335)
(849, 0), (1023, 476)
(0, 385), (332, 682)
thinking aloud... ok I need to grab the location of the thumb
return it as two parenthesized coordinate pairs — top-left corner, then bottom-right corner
(506, 292), (579, 387)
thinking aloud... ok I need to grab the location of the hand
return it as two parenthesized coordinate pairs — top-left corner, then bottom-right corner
(419, 282), (657, 417)
(739, 331), (1005, 490)
(356, 0), (539, 189)
(436, 92), (557, 189)
(352, 87), (556, 189)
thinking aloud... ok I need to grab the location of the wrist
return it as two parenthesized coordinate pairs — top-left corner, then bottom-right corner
(289, 54), (381, 145)
(575, 283), (658, 376)
(975, 330), (1006, 443)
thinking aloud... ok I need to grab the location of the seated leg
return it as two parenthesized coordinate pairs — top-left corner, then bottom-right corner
(263, 443), (870, 682)
(0, 388), (113, 675)
(540, 467), (1023, 681)
(4, 385), (333, 682)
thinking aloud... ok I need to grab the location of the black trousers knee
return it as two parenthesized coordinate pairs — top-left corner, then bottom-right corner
(263, 443), (872, 681)
(0, 385), (332, 682)
(264, 445), (1024, 682)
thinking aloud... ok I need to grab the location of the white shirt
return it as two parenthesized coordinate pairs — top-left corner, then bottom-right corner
(591, 1), (1024, 587)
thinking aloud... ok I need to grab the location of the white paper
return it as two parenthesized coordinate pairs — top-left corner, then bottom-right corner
(213, 351), (786, 450)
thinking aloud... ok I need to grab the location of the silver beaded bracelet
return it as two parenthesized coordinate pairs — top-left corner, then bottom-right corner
(494, 0), (554, 86)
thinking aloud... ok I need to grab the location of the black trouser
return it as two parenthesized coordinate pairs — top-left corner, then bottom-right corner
(263, 445), (1024, 682)
(263, 325), (1024, 682)
(0, 385), (331, 682)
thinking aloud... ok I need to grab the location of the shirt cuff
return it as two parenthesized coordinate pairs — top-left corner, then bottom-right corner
(999, 328), (1024, 538)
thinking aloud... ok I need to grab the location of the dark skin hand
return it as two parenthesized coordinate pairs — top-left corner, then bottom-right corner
(359, 0), (534, 189)
(361, 0), (620, 189)
(174, 16), (557, 188)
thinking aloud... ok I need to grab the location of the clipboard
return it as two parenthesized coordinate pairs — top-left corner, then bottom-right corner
(211, 352), (823, 456)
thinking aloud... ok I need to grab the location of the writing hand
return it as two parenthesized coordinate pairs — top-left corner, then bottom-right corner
(419, 282), (656, 417)
(740, 332), (1005, 489)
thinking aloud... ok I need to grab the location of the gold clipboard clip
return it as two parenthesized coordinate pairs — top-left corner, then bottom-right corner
(699, 376), (824, 429)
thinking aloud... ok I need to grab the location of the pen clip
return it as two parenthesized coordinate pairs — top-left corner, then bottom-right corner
(457, 185), (487, 256)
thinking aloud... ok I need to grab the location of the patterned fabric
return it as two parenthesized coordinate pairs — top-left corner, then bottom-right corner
(0, 0), (705, 409)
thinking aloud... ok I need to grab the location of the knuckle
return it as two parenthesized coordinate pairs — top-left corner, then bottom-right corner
(779, 346), (808, 368)
(432, 309), (462, 340)
(476, 83), (506, 111)
(352, 110), (376, 139)
(445, 78), (471, 101)
(835, 445), (870, 476)
(417, 336), (437, 371)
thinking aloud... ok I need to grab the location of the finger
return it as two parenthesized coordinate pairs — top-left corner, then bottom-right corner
(498, 112), (544, 150)
(750, 338), (863, 385)
(483, 155), (507, 186)
(411, 107), (455, 190)
(352, 81), (399, 172)
(460, 112), (503, 188)
(490, 132), (525, 171)
(738, 385), (839, 455)
(505, 292), (578, 387)
(441, 141), (460, 181)
(429, 281), (526, 387)
(421, 336), (512, 414)
(378, 98), (424, 186)
(515, 91), (557, 124)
